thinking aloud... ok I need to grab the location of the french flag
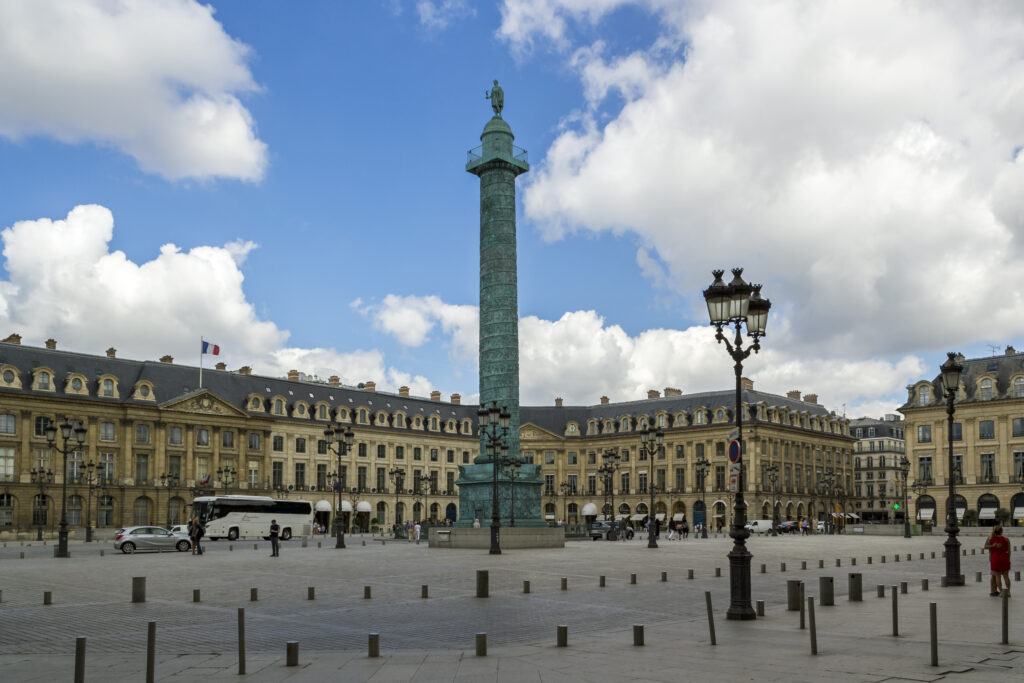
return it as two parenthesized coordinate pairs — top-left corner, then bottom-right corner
(201, 341), (220, 356)
(199, 474), (211, 486)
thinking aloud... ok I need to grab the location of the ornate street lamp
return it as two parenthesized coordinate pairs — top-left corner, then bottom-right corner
(897, 456), (911, 538)
(501, 457), (521, 527)
(389, 467), (405, 536)
(695, 453), (710, 539)
(704, 268), (770, 620)
(323, 424), (355, 549)
(598, 448), (621, 540)
(83, 461), (107, 542)
(640, 426), (664, 548)
(559, 480), (571, 524)
(940, 352), (965, 586)
(478, 402), (511, 555)
(30, 467), (53, 541)
(765, 463), (780, 536)
(158, 471), (179, 530)
(45, 417), (87, 559)
(216, 466), (237, 490)
(818, 470), (836, 535)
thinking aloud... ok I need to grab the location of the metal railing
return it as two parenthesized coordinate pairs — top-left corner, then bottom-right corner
(466, 145), (529, 165)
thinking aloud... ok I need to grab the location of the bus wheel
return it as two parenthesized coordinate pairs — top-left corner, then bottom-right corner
(281, 528), (292, 541)
(227, 528), (239, 541)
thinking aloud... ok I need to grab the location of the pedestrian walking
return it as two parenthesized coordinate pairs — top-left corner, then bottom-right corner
(191, 518), (205, 555)
(414, 521), (422, 541)
(269, 519), (280, 557)
(984, 525), (1011, 597)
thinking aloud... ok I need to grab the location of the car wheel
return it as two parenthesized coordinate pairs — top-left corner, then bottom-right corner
(121, 542), (135, 554)
(281, 528), (292, 541)
(227, 528), (239, 541)
(176, 540), (191, 552)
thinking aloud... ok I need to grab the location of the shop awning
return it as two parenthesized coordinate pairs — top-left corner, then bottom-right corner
(615, 514), (629, 520)
(356, 501), (372, 513)
(956, 507), (966, 519)
(1013, 507), (1024, 519)
(917, 508), (935, 521)
(545, 514), (555, 520)
(341, 500), (353, 512)
(672, 513), (685, 521)
(846, 513), (860, 519)
(315, 500), (332, 512)
(581, 503), (598, 516)
(655, 513), (665, 521)
(630, 514), (645, 521)
(979, 507), (997, 520)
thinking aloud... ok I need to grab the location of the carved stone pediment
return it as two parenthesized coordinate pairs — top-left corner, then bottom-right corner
(519, 423), (561, 440)
(160, 390), (248, 417)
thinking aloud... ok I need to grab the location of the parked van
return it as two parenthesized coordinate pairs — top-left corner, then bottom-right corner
(744, 519), (775, 534)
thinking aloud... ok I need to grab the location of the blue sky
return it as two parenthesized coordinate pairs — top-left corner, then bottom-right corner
(2, 1), (1024, 417)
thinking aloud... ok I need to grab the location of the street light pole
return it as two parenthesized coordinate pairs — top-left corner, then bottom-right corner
(45, 417), (87, 559)
(478, 402), (511, 555)
(389, 467), (405, 535)
(940, 352), (965, 586)
(766, 463), (779, 536)
(598, 449), (620, 540)
(30, 467), (53, 541)
(324, 425), (355, 549)
(640, 426), (664, 548)
(695, 454), (709, 539)
(704, 268), (769, 620)
(559, 480), (571, 524)
(898, 456), (911, 538)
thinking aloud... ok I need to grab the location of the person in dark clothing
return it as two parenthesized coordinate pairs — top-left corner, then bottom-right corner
(269, 519), (280, 557)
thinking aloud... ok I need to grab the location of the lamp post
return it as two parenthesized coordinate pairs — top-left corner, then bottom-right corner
(158, 472), (179, 529)
(897, 456), (911, 538)
(559, 480), (571, 524)
(502, 457), (520, 527)
(598, 449), (620, 540)
(765, 463), (779, 536)
(216, 466), (237, 491)
(640, 426), (664, 548)
(647, 483), (662, 549)
(818, 470), (835, 534)
(940, 352), (965, 586)
(704, 268), (770, 620)
(45, 417), (87, 559)
(695, 453), (710, 539)
(911, 479), (929, 531)
(478, 402), (511, 555)
(389, 467), (405, 535)
(30, 467), (53, 541)
(323, 424), (355, 549)
(83, 462), (107, 542)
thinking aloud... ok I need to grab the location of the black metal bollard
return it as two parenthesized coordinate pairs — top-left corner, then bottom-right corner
(523, 580), (530, 594)
(307, 587), (315, 600)
(475, 632), (487, 656)
(808, 597), (817, 655)
(133, 577), (147, 603)
(250, 588), (258, 602)
(922, 578), (929, 591)
(661, 571), (667, 582)
(237, 608), (246, 675)
(630, 573), (637, 584)
(422, 585), (429, 599)
(557, 625), (568, 647)
(74, 637), (86, 683)
(848, 573), (862, 601)
(760, 563), (766, 574)
(364, 586), (371, 599)
(599, 575), (605, 587)
(705, 591), (717, 645)
(193, 589), (201, 603)
(930, 603), (938, 666)
(286, 641), (299, 666)
(756, 600), (765, 617)
(44, 591), (52, 605)
(146, 621), (156, 683)
(787, 580), (802, 611)
(561, 577), (568, 591)
(633, 624), (645, 646)
(819, 576), (834, 606)
(368, 633), (380, 657)
(476, 570), (488, 598)
(891, 586), (899, 637)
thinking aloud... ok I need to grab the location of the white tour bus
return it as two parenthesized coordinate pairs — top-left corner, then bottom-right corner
(190, 495), (313, 541)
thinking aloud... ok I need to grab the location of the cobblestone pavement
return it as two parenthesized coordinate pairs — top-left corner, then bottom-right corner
(0, 531), (1022, 681)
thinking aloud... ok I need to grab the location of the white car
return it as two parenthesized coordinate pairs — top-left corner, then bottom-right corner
(168, 524), (191, 538)
(816, 521), (826, 533)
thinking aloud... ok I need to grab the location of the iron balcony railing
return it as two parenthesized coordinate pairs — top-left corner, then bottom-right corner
(466, 145), (528, 165)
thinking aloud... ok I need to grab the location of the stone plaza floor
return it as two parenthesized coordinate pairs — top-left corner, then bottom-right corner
(0, 531), (1022, 681)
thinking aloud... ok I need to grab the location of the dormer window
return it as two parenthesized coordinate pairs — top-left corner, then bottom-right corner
(38, 372), (50, 390)
(695, 411), (706, 425)
(2, 369), (14, 384)
(980, 378), (993, 400)
(71, 377), (83, 391)
(139, 384), (150, 398)
(318, 405), (327, 419)
(274, 400), (284, 415)
(251, 397), (261, 410)
(918, 385), (930, 406)
(102, 379), (114, 397)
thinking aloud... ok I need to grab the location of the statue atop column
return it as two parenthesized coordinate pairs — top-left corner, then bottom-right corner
(486, 80), (504, 116)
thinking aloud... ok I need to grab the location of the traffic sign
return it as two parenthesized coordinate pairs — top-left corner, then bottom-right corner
(729, 473), (739, 494)
(729, 463), (741, 475)
(728, 440), (741, 462)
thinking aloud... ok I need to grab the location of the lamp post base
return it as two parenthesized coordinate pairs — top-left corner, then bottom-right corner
(85, 525), (93, 543)
(489, 524), (501, 555)
(726, 531), (756, 620)
(335, 530), (346, 549)
(56, 528), (69, 559)
(36, 526), (43, 541)
(943, 529), (963, 585)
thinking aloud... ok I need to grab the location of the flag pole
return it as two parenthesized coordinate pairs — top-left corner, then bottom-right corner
(199, 336), (204, 389)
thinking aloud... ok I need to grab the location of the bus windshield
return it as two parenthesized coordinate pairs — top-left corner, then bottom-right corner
(190, 501), (212, 523)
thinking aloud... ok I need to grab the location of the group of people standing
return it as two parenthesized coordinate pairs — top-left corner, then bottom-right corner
(665, 519), (690, 540)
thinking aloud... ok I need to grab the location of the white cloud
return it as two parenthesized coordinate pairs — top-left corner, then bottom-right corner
(417, 0), (475, 30)
(508, 0), (1024, 361)
(359, 294), (479, 364)
(0, 205), (441, 396)
(0, 0), (267, 181)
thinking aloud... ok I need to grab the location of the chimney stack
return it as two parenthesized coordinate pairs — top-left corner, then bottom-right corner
(364, 380), (376, 392)
(803, 393), (818, 404)
(215, 362), (227, 371)
(159, 355), (173, 364)
(1007, 345), (1016, 355)
(328, 375), (340, 387)
(664, 387), (682, 397)
(3, 333), (21, 345)
(287, 369), (299, 381)
(741, 377), (754, 390)
(45, 338), (56, 350)
(555, 397), (563, 407)
(399, 386), (410, 397)
(600, 395), (610, 405)
(237, 365), (252, 375)
(647, 389), (660, 399)
(106, 347), (116, 358)
(450, 393), (461, 405)
(786, 389), (801, 400)
(430, 390), (441, 402)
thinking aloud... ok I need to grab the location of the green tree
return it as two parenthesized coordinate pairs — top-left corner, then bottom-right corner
(995, 508), (1011, 525)
(963, 509), (979, 527)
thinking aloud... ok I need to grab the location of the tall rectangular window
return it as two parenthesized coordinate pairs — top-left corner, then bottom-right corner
(357, 466), (367, 490)
(317, 463), (327, 490)
(413, 447), (421, 460)
(951, 422), (962, 441)
(168, 455), (181, 481)
(446, 471), (455, 492)
(0, 413), (14, 434)
(272, 461), (283, 488)
(294, 463), (306, 489)
(446, 449), (454, 463)
(917, 425), (931, 443)
(272, 435), (284, 452)
(0, 447), (13, 481)
(395, 446), (404, 460)
(99, 452), (114, 484)
(248, 432), (261, 451)
(429, 471), (438, 493)
(135, 454), (149, 485)
(248, 462), (260, 488)
(587, 473), (596, 494)
(379, 444), (387, 459)
(714, 465), (725, 491)
(545, 474), (555, 494)
(568, 473), (578, 492)
(317, 439), (327, 455)
(918, 456), (932, 483)
(1013, 418), (1024, 438)
(638, 472), (648, 493)
(295, 438), (306, 454)
(980, 453), (995, 483)
(196, 429), (209, 446)
(136, 423), (150, 444)
(620, 472), (630, 494)
(100, 421), (115, 441)
(1014, 451), (1024, 481)
(952, 454), (963, 484)
(168, 426), (182, 445)
(656, 469), (666, 490)
(196, 457), (208, 482)
(67, 450), (83, 483)
(675, 467), (685, 491)
(376, 467), (386, 491)
(222, 431), (234, 448)
(979, 421), (995, 439)
(358, 443), (367, 457)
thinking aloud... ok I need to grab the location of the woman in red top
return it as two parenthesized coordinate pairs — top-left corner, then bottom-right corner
(984, 525), (1011, 597)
